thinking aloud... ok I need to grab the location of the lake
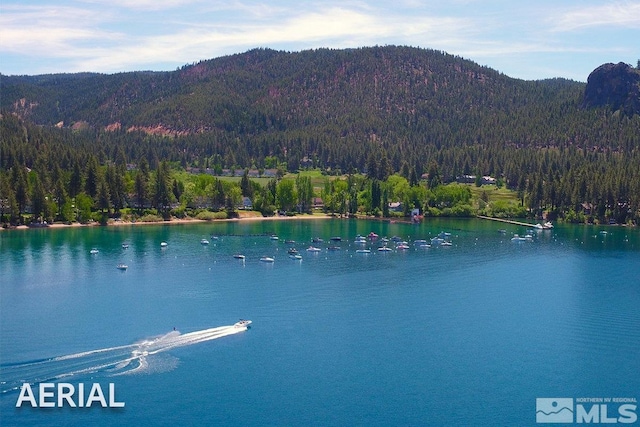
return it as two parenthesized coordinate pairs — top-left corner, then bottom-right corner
(1, 218), (639, 426)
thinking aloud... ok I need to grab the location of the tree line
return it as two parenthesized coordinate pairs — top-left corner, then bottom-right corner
(1, 112), (638, 225)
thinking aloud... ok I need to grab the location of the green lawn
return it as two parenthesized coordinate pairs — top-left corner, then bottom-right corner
(468, 185), (519, 203)
(216, 176), (273, 186)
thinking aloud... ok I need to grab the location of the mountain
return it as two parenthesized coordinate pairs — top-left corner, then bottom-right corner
(583, 62), (640, 116)
(3, 46), (586, 135)
(1, 46), (639, 225)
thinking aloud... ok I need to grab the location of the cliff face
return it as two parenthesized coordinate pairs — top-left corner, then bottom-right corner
(583, 62), (640, 116)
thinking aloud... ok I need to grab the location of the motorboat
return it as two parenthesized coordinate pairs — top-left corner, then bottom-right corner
(330, 236), (342, 242)
(355, 249), (371, 254)
(415, 241), (431, 248)
(90, 248), (99, 254)
(327, 246), (341, 251)
(440, 241), (453, 247)
(543, 221), (554, 229)
(121, 243), (129, 249)
(306, 246), (322, 252)
(312, 237), (324, 243)
(396, 244), (410, 250)
(233, 254), (246, 260)
(368, 232), (379, 239)
(431, 237), (444, 246)
(259, 256), (275, 263)
(378, 246), (393, 252)
(234, 319), (252, 328)
(511, 234), (530, 242)
(200, 238), (210, 245)
(116, 263), (128, 270)
(289, 254), (303, 260)
(160, 242), (168, 247)
(270, 235), (279, 241)
(354, 235), (367, 244)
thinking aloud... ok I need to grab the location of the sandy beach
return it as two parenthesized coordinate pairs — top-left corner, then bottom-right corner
(1, 213), (334, 231)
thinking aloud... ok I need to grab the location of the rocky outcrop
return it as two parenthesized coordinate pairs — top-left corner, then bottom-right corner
(583, 62), (640, 116)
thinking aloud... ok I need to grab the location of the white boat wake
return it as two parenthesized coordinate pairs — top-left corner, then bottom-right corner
(0, 324), (249, 395)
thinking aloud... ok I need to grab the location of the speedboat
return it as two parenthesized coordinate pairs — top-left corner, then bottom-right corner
(259, 256), (275, 263)
(116, 263), (128, 270)
(431, 237), (444, 246)
(90, 248), (99, 254)
(200, 238), (210, 245)
(233, 254), (245, 260)
(234, 319), (252, 328)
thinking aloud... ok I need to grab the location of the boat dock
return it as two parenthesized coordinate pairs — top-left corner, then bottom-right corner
(476, 215), (537, 228)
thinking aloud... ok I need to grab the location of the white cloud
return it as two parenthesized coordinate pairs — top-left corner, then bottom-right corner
(70, 6), (475, 72)
(0, 5), (121, 57)
(549, 1), (640, 31)
(77, 0), (205, 12)
(1, 0), (638, 78)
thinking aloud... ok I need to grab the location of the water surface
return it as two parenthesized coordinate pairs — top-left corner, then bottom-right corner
(1, 219), (639, 426)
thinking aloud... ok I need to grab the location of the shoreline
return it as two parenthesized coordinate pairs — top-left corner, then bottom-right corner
(2, 213), (634, 232)
(1, 213), (334, 232)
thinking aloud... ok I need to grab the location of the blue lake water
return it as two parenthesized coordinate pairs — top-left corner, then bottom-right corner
(1, 219), (639, 426)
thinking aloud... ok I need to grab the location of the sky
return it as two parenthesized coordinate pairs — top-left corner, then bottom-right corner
(1, 0), (638, 81)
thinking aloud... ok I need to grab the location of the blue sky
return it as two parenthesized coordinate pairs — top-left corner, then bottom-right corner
(1, 0), (638, 81)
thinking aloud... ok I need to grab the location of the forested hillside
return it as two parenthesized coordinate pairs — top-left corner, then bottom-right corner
(1, 46), (639, 225)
